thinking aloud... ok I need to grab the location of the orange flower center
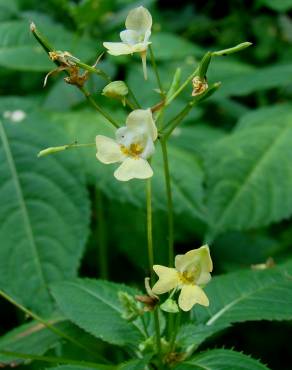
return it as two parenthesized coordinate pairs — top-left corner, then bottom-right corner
(121, 143), (144, 158)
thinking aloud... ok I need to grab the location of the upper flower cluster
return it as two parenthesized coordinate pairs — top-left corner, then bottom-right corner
(152, 245), (213, 311)
(103, 6), (152, 79)
(96, 109), (157, 181)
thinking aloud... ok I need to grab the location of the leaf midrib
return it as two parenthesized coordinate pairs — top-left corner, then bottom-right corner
(206, 271), (288, 326)
(66, 282), (145, 338)
(0, 121), (46, 288)
(210, 122), (292, 236)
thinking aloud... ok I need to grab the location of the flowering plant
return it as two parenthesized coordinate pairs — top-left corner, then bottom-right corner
(3, 4), (283, 370)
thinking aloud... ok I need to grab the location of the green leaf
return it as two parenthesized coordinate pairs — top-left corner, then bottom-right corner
(0, 113), (90, 315)
(177, 323), (229, 351)
(151, 32), (204, 61)
(205, 105), (292, 238)
(0, 20), (96, 71)
(51, 110), (206, 221)
(45, 367), (101, 370)
(213, 63), (292, 97)
(193, 261), (292, 328)
(177, 262), (292, 350)
(0, 0), (18, 20)
(257, 0), (292, 11)
(174, 349), (269, 370)
(0, 318), (90, 366)
(51, 279), (145, 347)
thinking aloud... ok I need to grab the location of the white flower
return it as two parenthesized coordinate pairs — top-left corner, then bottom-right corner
(103, 6), (152, 79)
(96, 109), (157, 181)
(152, 245), (213, 312)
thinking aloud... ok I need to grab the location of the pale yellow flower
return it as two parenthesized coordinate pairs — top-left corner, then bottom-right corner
(103, 6), (152, 79)
(152, 245), (213, 311)
(96, 109), (157, 181)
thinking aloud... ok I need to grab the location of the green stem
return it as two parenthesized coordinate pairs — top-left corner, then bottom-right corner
(0, 290), (103, 361)
(96, 188), (108, 279)
(128, 86), (141, 108)
(163, 101), (195, 139)
(30, 22), (119, 129)
(0, 351), (111, 369)
(166, 67), (199, 106)
(149, 45), (165, 98)
(146, 177), (154, 283)
(160, 138), (174, 266)
(160, 137), (175, 341)
(79, 86), (119, 128)
(146, 178), (162, 364)
(169, 312), (180, 352)
(140, 315), (149, 337)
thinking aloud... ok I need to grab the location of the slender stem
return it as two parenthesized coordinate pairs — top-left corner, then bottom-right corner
(166, 67), (199, 106)
(79, 86), (119, 128)
(128, 86), (141, 108)
(0, 290), (103, 361)
(125, 97), (136, 111)
(96, 188), (108, 279)
(146, 178), (162, 364)
(140, 315), (149, 337)
(30, 23), (119, 129)
(153, 309), (162, 364)
(0, 351), (110, 369)
(146, 178), (154, 283)
(149, 45), (165, 98)
(160, 138), (174, 266)
(160, 137), (175, 341)
(163, 101), (195, 139)
(169, 313), (181, 352)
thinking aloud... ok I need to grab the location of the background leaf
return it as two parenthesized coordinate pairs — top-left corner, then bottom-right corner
(174, 349), (269, 370)
(0, 113), (90, 315)
(51, 279), (145, 347)
(205, 105), (292, 239)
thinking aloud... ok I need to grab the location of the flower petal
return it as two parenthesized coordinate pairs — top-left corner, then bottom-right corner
(152, 266), (179, 295)
(96, 135), (125, 164)
(126, 109), (157, 141)
(175, 245), (213, 273)
(114, 157), (153, 181)
(178, 285), (209, 311)
(140, 137), (155, 159)
(125, 6), (152, 33)
(103, 42), (133, 56)
(120, 30), (140, 45)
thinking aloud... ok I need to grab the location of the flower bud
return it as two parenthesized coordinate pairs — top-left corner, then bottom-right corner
(118, 291), (142, 321)
(160, 298), (179, 313)
(37, 145), (68, 158)
(102, 81), (128, 105)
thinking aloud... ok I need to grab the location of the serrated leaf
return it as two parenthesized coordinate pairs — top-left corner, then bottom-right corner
(51, 110), (206, 221)
(0, 113), (90, 315)
(193, 261), (292, 327)
(174, 349), (269, 370)
(51, 279), (145, 347)
(0, 20), (95, 71)
(177, 262), (292, 350)
(177, 323), (229, 351)
(0, 318), (87, 366)
(205, 105), (292, 238)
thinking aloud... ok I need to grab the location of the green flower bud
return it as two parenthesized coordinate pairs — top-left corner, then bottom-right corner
(160, 298), (179, 313)
(102, 81), (128, 104)
(37, 145), (68, 158)
(118, 291), (142, 321)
